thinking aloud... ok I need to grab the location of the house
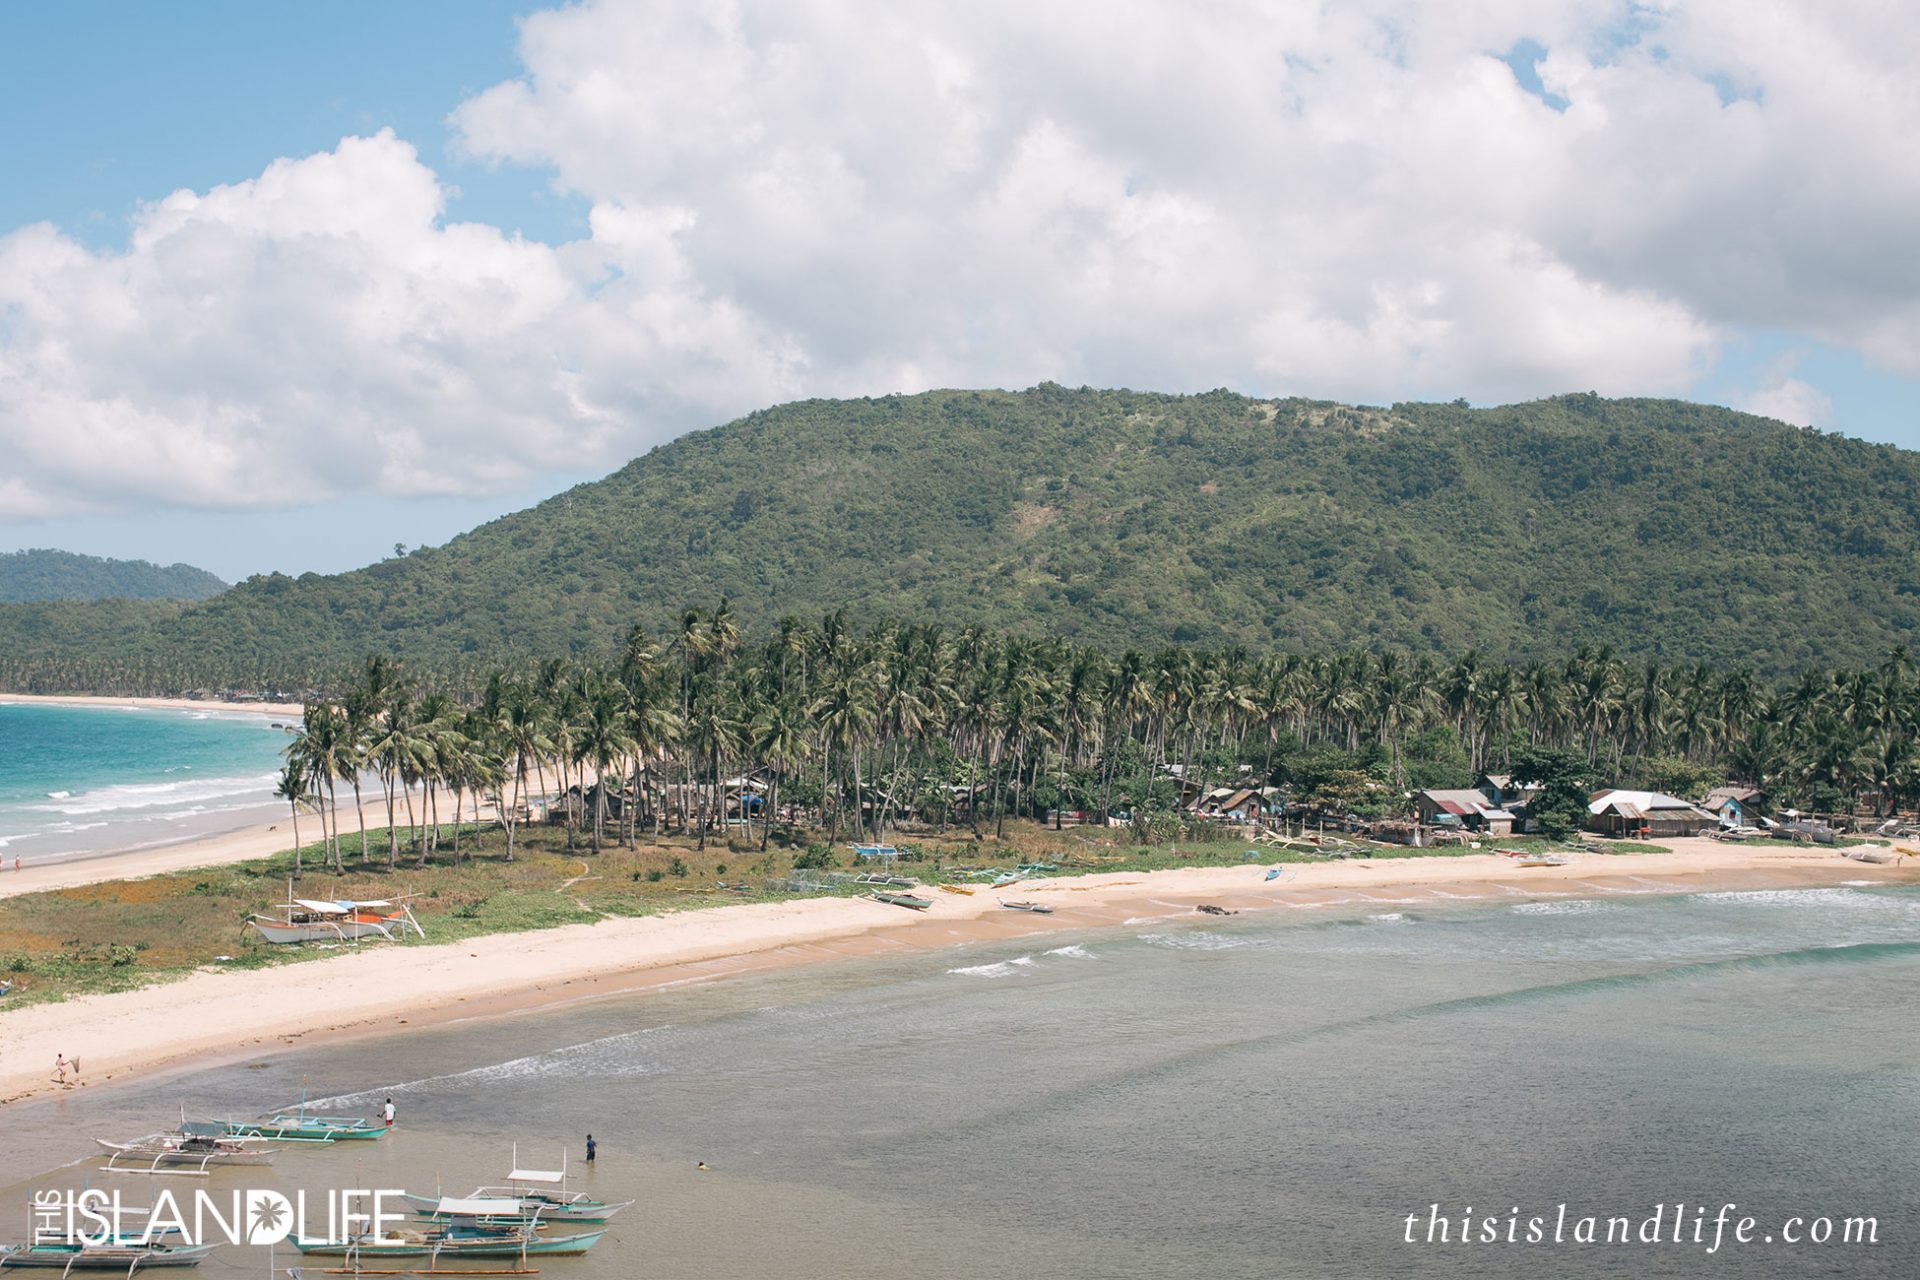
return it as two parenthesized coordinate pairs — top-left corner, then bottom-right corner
(1475, 773), (1541, 811)
(1702, 786), (1769, 827)
(1194, 786), (1284, 823)
(1414, 788), (1516, 836)
(1586, 789), (1717, 838)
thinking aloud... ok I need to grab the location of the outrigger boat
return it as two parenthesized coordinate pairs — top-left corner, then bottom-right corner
(405, 1148), (632, 1227)
(219, 1105), (388, 1144)
(0, 1238), (214, 1270)
(998, 900), (1053, 914)
(936, 883), (974, 896)
(248, 881), (424, 945)
(404, 1193), (630, 1228)
(97, 1121), (280, 1174)
(291, 1223), (608, 1261)
(868, 891), (933, 911)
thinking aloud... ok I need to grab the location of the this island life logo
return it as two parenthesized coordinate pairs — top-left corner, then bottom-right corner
(33, 1187), (408, 1247)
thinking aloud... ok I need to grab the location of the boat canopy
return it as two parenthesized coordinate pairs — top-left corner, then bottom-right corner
(293, 899), (354, 914)
(508, 1168), (566, 1184)
(438, 1197), (525, 1217)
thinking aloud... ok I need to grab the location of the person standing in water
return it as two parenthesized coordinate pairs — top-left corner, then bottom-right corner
(585, 1134), (596, 1163)
(383, 1098), (396, 1127)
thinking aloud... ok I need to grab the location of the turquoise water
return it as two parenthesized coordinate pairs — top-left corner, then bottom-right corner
(2, 879), (1915, 1277)
(0, 702), (291, 861)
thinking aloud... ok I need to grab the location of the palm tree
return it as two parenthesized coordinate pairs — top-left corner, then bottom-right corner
(575, 675), (638, 851)
(274, 758), (311, 878)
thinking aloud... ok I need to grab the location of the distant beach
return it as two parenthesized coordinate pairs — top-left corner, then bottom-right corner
(0, 838), (1906, 1105)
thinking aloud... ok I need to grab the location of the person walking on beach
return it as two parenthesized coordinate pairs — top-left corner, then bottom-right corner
(51, 1053), (66, 1086)
(585, 1134), (596, 1164)
(383, 1098), (396, 1127)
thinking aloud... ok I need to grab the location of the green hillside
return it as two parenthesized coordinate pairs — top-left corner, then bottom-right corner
(3, 387), (1917, 690)
(0, 548), (227, 603)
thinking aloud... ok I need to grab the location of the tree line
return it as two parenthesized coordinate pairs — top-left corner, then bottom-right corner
(271, 603), (1920, 873)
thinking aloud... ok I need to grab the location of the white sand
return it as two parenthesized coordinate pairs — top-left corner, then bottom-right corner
(1, 837), (1903, 1105)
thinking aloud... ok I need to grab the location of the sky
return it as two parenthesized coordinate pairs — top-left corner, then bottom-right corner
(1, 0), (1916, 582)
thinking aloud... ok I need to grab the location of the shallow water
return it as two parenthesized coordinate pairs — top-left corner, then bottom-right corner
(2, 883), (1915, 1277)
(0, 702), (289, 860)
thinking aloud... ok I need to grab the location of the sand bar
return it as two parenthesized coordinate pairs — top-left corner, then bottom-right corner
(1, 839), (1908, 1106)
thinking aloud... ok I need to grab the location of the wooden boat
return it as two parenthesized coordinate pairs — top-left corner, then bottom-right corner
(404, 1192), (631, 1227)
(0, 1239), (214, 1270)
(98, 1122), (280, 1173)
(869, 891), (933, 911)
(410, 1147), (632, 1225)
(1514, 855), (1568, 868)
(248, 882), (424, 945)
(936, 884), (974, 896)
(998, 900), (1053, 914)
(221, 1108), (389, 1143)
(292, 1225), (607, 1260)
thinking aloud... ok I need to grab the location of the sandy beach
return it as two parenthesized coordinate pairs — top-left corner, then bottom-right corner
(1, 837), (1909, 1106)
(0, 692), (305, 718)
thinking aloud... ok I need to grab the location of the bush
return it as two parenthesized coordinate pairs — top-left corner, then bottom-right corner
(7, 955), (32, 974)
(667, 857), (689, 878)
(791, 845), (836, 870)
(645, 869), (664, 883)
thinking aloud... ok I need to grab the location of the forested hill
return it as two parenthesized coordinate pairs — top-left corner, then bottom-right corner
(4, 387), (1919, 689)
(0, 549), (227, 602)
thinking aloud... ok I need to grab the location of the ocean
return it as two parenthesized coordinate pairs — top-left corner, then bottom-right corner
(0, 701), (291, 863)
(2, 880), (1914, 1277)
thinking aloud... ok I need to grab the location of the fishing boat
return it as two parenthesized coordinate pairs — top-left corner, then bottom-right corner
(998, 900), (1053, 914)
(869, 891), (933, 911)
(0, 1238), (214, 1270)
(1513, 855), (1568, 868)
(936, 883), (974, 896)
(97, 1122), (280, 1174)
(292, 1224), (607, 1260)
(411, 1147), (632, 1226)
(220, 1107), (389, 1143)
(248, 881), (424, 945)
(404, 1192), (631, 1227)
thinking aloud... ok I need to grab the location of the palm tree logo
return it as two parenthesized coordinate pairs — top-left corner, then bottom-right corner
(245, 1191), (294, 1245)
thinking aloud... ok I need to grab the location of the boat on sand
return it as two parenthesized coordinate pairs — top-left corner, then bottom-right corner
(999, 900), (1053, 914)
(869, 891), (933, 910)
(248, 881), (424, 945)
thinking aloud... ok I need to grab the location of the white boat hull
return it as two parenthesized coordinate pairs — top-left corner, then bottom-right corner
(248, 918), (395, 944)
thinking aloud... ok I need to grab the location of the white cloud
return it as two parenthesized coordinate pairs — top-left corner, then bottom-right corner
(2, 0), (1917, 517)
(1738, 354), (1834, 427)
(0, 131), (800, 517)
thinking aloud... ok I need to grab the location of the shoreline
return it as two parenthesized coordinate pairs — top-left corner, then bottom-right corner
(2, 841), (1910, 1108)
(0, 692), (304, 717)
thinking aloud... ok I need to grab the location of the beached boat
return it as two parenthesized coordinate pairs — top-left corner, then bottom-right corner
(0, 1238), (215, 1270)
(1196, 904), (1237, 916)
(998, 900), (1053, 914)
(291, 1224), (608, 1260)
(97, 1122), (280, 1173)
(247, 883), (424, 945)
(869, 891), (933, 911)
(936, 883), (974, 896)
(1513, 855), (1568, 867)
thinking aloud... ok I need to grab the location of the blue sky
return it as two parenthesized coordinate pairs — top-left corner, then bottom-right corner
(1, 2), (1915, 582)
